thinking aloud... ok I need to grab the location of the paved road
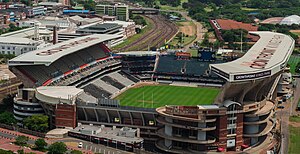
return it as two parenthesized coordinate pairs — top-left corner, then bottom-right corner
(0, 128), (131, 154)
(279, 78), (300, 154)
(55, 138), (132, 154)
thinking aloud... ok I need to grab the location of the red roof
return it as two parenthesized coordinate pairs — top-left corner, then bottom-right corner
(216, 19), (258, 31)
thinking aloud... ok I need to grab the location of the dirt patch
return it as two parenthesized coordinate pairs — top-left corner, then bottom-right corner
(179, 22), (195, 36)
(290, 30), (300, 33)
(289, 121), (300, 127)
(131, 81), (159, 89)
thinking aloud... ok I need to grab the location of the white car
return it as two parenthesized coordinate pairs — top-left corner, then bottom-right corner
(78, 142), (83, 148)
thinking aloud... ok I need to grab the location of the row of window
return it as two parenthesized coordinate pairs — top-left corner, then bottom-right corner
(1, 46), (35, 51)
(1, 51), (15, 55)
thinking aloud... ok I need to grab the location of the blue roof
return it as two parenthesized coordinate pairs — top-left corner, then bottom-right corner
(63, 10), (90, 13)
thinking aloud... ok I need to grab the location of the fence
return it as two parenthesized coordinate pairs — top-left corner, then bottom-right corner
(0, 123), (45, 138)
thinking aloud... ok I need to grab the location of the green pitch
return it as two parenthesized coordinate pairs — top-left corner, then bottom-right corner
(288, 55), (300, 74)
(115, 85), (220, 108)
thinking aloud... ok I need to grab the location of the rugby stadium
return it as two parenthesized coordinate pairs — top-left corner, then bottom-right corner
(8, 31), (294, 153)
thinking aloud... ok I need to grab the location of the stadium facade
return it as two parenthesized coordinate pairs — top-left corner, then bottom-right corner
(8, 31), (294, 153)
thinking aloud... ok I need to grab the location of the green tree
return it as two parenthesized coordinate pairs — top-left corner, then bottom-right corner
(48, 142), (67, 154)
(17, 149), (24, 154)
(201, 33), (210, 46)
(34, 138), (47, 151)
(0, 149), (14, 154)
(15, 136), (29, 146)
(0, 111), (17, 125)
(71, 150), (83, 154)
(23, 114), (48, 132)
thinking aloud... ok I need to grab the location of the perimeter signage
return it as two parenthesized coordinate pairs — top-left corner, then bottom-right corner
(36, 37), (99, 56)
(242, 34), (284, 69)
(234, 70), (271, 81)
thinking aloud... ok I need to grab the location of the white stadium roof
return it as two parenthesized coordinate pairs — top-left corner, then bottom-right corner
(210, 31), (294, 82)
(280, 15), (300, 25)
(9, 34), (122, 66)
(35, 86), (83, 105)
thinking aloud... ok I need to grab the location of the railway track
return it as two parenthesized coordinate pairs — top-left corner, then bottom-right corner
(118, 15), (178, 51)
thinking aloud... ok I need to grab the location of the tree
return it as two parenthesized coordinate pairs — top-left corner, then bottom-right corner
(17, 149), (24, 154)
(71, 150), (83, 154)
(48, 142), (67, 154)
(0, 111), (17, 125)
(23, 114), (48, 132)
(296, 62), (300, 74)
(34, 138), (47, 151)
(201, 33), (210, 47)
(0, 149), (14, 154)
(15, 136), (29, 146)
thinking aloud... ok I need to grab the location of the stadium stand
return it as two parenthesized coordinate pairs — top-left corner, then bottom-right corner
(9, 34), (122, 87)
(118, 71), (140, 83)
(108, 71), (135, 87)
(156, 55), (218, 76)
(115, 51), (157, 79)
(13, 43), (112, 87)
(101, 76), (125, 90)
(154, 55), (225, 85)
(92, 78), (120, 94)
(83, 84), (112, 99)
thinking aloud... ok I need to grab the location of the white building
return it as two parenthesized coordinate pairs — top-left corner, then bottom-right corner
(0, 37), (45, 56)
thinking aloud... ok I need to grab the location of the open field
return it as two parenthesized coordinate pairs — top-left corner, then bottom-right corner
(115, 85), (220, 108)
(179, 21), (195, 36)
(169, 21), (196, 48)
(289, 116), (300, 154)
(158, 0), (187, 11)
(288, 55), (300, 74)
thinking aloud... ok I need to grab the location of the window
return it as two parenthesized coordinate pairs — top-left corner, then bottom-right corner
(7, 51), (10, 54)
(12, 51), (15, 55)
(2, 51), (4, 54)
(24, 47), (27, 51)
(7, 47), (10, 50)
(1, 46), (4, 49)
(227, 128), (236, 134)
(12, 47), (15, 50)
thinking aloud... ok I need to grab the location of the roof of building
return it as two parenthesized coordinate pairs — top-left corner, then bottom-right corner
(216, 19), (258, 31)
(36, 86), (83, 105)
(280, 15), (300, 25)
(115, 51), (158, 56)
(105, 20), (135, 28)
(0, 37), (39, 44)
(198, 105), (219, 109)
(1, 27), (52, 38)
(38, 2), (63, 6)
(8, 34), (122, 66)
(71, 125), (143, 144)
(261, 17), (284, 24)
(63, 10), (90, 13)
(210, 31), (295, 82)
(69, 15), (102, 24)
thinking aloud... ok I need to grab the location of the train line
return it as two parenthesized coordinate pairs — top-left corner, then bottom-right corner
(118, 15), (178, 51)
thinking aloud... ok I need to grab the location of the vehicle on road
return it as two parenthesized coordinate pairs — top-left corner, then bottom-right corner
(78, 142), (83, 148)
(278, 106), (285, 109)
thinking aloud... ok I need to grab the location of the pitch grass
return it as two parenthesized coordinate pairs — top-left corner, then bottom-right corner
(115, 85), (220, 108)
(289, 116), (300, 154)
(288, 55), (300, 74)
